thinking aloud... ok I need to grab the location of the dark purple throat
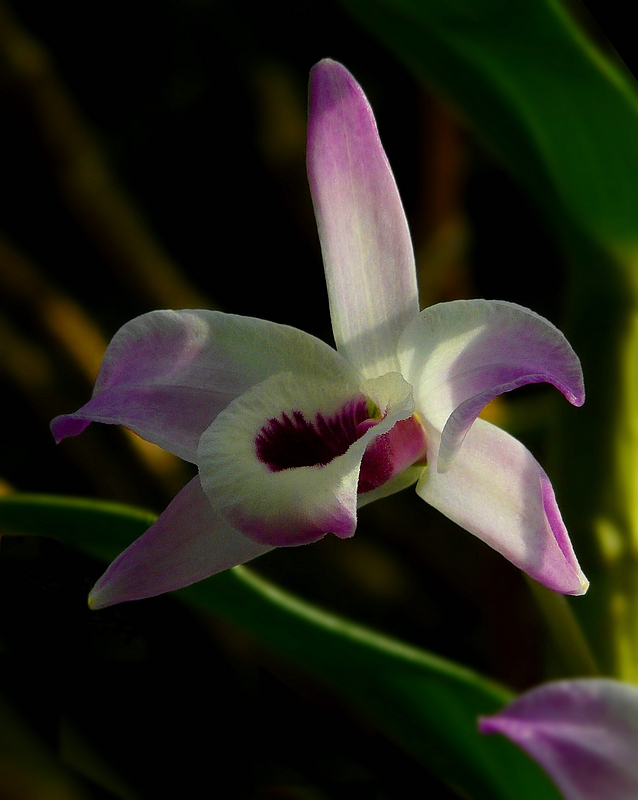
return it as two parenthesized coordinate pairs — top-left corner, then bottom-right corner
(255, 397), (373, 471)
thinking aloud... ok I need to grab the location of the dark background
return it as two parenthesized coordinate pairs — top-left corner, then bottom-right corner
(0, 1), (623, 797)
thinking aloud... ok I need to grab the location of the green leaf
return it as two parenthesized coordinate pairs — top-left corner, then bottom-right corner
(0, 494), (562, 800)
(0, 493), (155, 562)
(183, 568), (562, 800)
(339, 0), (638, 256)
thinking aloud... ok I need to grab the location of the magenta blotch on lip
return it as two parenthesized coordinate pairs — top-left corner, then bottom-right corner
(256, 396), (428, 494)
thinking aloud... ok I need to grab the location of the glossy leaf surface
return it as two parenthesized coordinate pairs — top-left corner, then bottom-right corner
(0, 494), (562, 800)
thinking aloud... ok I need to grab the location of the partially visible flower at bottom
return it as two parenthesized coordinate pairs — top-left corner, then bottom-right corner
(480, 679), (638, 800)
(50, 59), (588, 609)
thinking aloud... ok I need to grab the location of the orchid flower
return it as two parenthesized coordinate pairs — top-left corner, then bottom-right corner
(480, 679), (638, 800)
(51, 59), (588, 609)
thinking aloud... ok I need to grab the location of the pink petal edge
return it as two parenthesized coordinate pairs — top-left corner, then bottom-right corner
(398, 299), (585, 473)
(417, 418), (588, 595)
(88, 476), (272, 609)
(52, 309), (354, 462)
(480, 679), (638, 800)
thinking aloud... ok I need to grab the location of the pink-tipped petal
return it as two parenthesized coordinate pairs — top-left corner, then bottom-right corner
(480, 679), (638, 800)
(307, 59), (419, 380)
(52, 309), (353, 462)
(398, 300), (585, 472)
(197, 371), (415, 546)
(52, 384), (223, 462)
(417, 418), (588, 595)
(88, 476), (272, 609)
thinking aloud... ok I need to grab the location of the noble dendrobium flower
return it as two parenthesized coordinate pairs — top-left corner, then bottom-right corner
(480, 679), (638, 800)
(51, 59), (588, 609)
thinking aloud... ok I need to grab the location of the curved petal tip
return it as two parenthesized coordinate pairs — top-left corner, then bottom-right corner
(417, 419), (587, 596)
(88, 477), (272, 609)
(50, 413), (91, 443)
(480, 679), (638, 800)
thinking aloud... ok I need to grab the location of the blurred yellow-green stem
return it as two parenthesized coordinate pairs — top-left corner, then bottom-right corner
(558, 238), (638, 682)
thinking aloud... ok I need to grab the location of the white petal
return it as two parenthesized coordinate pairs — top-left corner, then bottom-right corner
(398, 299), (584, 471)
(53, 309), (354, 462)
(417, 418), (588, 595)
(307, 59), (419, 379)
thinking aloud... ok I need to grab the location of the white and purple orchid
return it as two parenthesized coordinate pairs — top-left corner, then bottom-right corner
(480, 679), (638, 800)
(51, 59), (588, 609)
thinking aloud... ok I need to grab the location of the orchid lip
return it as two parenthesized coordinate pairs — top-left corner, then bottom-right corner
(196, 370), (418, 547)
(254, 394), (428, 495)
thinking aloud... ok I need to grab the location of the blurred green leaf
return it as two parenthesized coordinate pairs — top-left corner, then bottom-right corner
(339, 0), (638, 256)
(0, 494), (562, 800)
(0, 493), (156, 563)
